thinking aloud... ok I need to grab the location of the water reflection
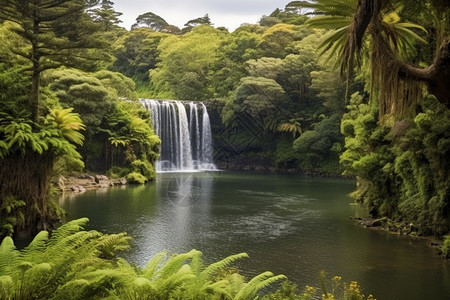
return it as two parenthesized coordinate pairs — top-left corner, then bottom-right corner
(59, 173), (450, 300)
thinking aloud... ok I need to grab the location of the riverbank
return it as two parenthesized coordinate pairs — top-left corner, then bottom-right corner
(56, 174), (128, 193)
(350, 216), (447, 257)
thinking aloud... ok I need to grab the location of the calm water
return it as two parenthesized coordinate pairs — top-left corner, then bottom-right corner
(59, 172), (450, 300)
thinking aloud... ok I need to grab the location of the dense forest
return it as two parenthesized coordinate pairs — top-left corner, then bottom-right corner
(0, 0), (449, 298)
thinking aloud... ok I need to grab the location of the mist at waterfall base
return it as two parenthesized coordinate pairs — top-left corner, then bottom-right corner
(141, 99), (217, 172)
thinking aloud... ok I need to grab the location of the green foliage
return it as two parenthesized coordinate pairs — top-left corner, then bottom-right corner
(132, 11), (170, 31)
(45, 69), (159, 176)
(0, 218), (131, 299)
(340, 93), (450, 234)
(442, 235), (450, 258)
(0, 196), (25, 237)
(150, 25), (226, 100)
(0, 219), (294, 299)
(111, 28), (170, 82)
(0, 108), (85, 159)
(126, 172), (148, 184)
(293, 114), (344, 173)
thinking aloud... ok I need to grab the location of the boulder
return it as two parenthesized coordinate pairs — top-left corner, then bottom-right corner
(71, 185), (86, 193)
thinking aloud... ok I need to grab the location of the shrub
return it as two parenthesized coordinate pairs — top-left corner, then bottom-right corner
(126, 172), (147, 184)
(442, 235), (450, 258)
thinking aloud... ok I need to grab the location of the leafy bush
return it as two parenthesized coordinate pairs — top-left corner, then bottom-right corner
(126, 172), (148, 184)
(340, 93), (450, 234)
(442, 235), (450, 258)
(0, 219), (290, 299)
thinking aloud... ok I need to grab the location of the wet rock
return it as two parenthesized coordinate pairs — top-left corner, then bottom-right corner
(113, 178), (127, 186)
(94, 175), (109, 183)
(78, 174), (91, 179)
(71, 185), (86, 193)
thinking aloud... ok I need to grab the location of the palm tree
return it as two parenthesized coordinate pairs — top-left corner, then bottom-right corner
(290, 0), (449, 116)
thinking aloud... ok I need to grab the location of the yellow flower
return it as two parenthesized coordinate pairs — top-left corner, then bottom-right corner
(332, 275), (342, 282)
(304, 285), (316, 295)
(321, 292), (335, 300)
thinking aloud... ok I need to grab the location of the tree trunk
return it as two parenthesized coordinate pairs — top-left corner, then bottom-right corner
(0, 150), (57, 238)
(397, 37), (450, 107)
(31, 8), (40, 123)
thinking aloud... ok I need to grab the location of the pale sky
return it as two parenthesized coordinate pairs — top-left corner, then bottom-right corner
(112, 0), (291, 31)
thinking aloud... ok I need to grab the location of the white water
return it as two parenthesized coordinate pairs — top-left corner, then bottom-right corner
(141, 99), (217, 172)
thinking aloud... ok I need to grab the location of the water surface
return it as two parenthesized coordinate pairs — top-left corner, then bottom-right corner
(60, 172), (450, 299)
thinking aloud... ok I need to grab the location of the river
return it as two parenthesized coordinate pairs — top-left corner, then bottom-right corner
(59, 172), (450, 299)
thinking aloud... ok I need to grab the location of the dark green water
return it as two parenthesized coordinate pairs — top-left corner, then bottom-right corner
(60, 172), (450, 300)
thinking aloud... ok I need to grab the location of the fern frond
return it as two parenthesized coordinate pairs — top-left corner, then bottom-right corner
(142, 251), (168, 279)
(0, 237), (18, 276)
(51, 279), (91, 300)
(0, 275), (14, 299)
(200, 253), (249, 281)
(157, 264), (196, 297)
(158, 249), (202, 280)
(20, 231), (49, 263)
(234, 271), (287, 300)
(96, 233), (131, 259)
(47, 218), (90, 248)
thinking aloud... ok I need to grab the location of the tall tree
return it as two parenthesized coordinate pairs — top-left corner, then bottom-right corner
(0, 0), (109, 237)
(299, 0), (449, 113)
(132, 11), (170, 31)
(0, 0), (109, 122)
(89, 0), (123, 31)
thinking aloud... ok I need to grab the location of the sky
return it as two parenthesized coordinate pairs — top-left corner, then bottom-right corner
(112, 0), (291, 31)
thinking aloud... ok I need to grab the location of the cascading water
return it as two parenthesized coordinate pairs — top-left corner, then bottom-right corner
(141, 99), (217, 172)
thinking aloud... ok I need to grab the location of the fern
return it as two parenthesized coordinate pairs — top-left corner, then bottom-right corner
(234, 271), (287, 300)
(0, 219), (298, 299)
(44, 108), (85, 145)
(0, 237), (18, 276)
(142, 251), (168, 279)
(0, 196), (26, 236)
(200, 252), (249, 282)
(96, 233), (132, 259)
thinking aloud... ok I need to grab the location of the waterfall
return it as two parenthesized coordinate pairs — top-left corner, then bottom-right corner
(141, 99), (217, 172)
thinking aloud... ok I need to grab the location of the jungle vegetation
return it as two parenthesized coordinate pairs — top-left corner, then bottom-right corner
(0, 218), (375, 300)
(0, 0), (449, 297)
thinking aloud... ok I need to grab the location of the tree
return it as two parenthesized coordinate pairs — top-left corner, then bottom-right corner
(132, 11), (170, 31)
(150, 25), (225, 100)
(88, 0), (123, 31)
(0, 0), (109, 237)
(183, 14), (212, 33)
(0, 0), (109, 122)
(303, 0), (450, 233)
(111, 28), (169, 82)
(302, 0), (449, 113)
